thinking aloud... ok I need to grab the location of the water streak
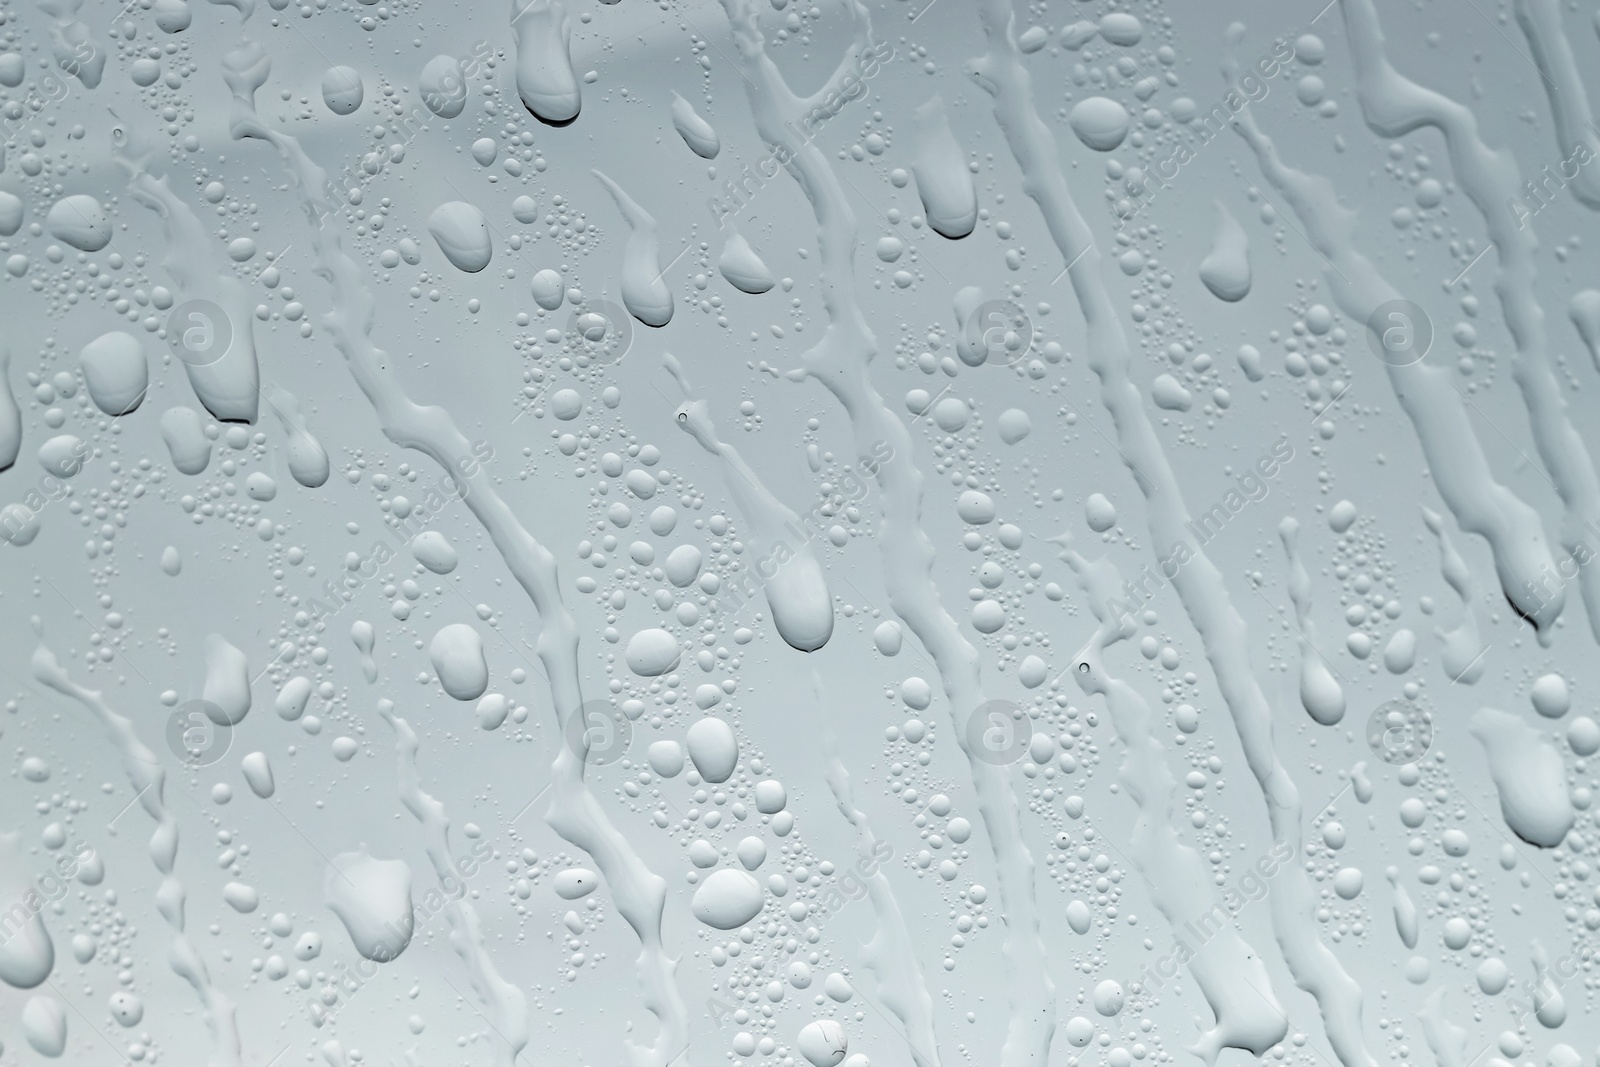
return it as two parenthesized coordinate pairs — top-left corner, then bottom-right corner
(1279, 518), (1345, 725)
(818, 673), (942, 1067)
(1225, 20), (1564, 640)
(1514, 0), (1600, 210)
(380, 701), (530, 1066)
(593, 170), (674, 327)
(30, 619), (243, 1067)
(1421, 506), (1489, 685)
(714, 0), (1054, 1059)
(221, 41), (691, 1067)
(1063, 547), (1288, 1064)
(664, 352), (833, 652)
(0, 348), (19, 472)
(967, 6), (1376, 1065)
(1339, 0), (1600, 645)
(111, 115), (261, 424)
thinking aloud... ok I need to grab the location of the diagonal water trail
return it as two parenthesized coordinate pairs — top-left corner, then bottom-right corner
(381, 700), (530, 1067)
(1060, 548), (1288, 1065)
(30, 619), (243, 1067)
(711, 0), (1055, 1062)
(664, 352), (834, 652)
(1514, 0), (1600, 211)
(216, 39), (691, 1067)
(1421, 506), (1490, 685)
(1219, 29), (1562, 642)
(817, 673), (944, 1067)
(964, 4), (1376, 1065)
(1279, 518), (1346, 727)
(1417, 989), (1468, 1067)
(110, 113), (262, 424)
(1337, 0), (1600, 647)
